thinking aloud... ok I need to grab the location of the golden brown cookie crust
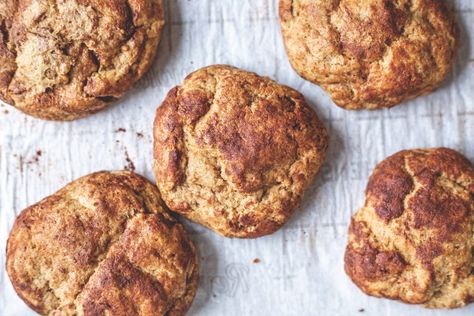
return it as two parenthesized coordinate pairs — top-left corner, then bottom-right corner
(344, 148), (474, 309)
(6, 171), (199, 315)
(153, 65), (328, 238)
(0, 0), (165, 120)
(279, 0), (459, 110)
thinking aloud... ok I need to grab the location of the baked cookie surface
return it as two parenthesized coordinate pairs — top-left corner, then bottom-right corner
(345, 148), (474, 308)
(153, 65), (328, 238)
(0, 0), (165, 120)
(6, 171), (199, 316)
(279, 0), (459, 110)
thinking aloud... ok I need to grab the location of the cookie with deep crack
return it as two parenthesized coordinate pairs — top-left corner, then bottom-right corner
(6, 171), (199, 315)
(344, 148), (474, 309)
(279, 0), (459, 110)
(153, 65), (328, 238)
(0, 0), (165, 120)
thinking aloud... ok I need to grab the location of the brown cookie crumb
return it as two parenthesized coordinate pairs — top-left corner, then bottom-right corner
(123, 149), (136, 172)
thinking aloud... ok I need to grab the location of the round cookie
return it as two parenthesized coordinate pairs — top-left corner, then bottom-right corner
(279, 0), (459, 110)
(344, 148), (474, 309)
(6, 171), (199, 315)
(153, 65), (328, 238)
(0, 0), (165, 120)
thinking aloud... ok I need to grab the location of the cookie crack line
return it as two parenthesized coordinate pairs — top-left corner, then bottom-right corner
(121, 256), (183, 315)
(437, 173), (473, 196)
(361, 156), (428, 268)
(64, 198), (163, 310)
(328, 0), (414, 88)
(359, 157), (416, 263)
(358, 217), (412, 275)
(8, 27), (139, 98)
(178, 72), (236, 197)
(0, 18), (11, 46)
(369, 154), (420, 258)
(405, 151), (473, 194)
(188, 68), (219, 129)
(376, 153), (472, 300)
(289, 0), (295, 18)
(181, 105), (301, 212)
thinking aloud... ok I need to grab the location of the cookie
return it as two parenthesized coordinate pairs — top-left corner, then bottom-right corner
(0, 0), (165, 120)
(153, 65), (328, 238)
(344, 148), (474, 308)
(6, 171), (199, 315)
(279, 0), (459, 110)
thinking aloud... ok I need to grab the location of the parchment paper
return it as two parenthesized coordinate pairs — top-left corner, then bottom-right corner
(1, 1), (473, 315)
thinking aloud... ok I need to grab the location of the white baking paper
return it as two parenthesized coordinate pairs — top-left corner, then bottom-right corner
(1, 0), (473, 315)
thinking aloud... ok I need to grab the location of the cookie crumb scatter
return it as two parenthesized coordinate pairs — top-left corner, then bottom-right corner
(15, 150), (43, 173)
(124, 149), (136, 172)
(26, 150), (43, 165)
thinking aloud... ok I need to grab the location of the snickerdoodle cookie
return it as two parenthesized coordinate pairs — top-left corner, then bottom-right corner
(345, 148), (474, 308)
(279, 0), (459, 110)
(153, 65), (328, 238)
(6, 171), (199, 315)
(0, 0), (165, 120)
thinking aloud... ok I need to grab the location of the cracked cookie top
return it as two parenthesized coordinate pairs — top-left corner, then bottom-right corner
(6, 171), (199, 315)
(279, 0), (459, 110)
(344, 148), (474, 308)
(153, 65), (328, 238)
(0, 0), (164, 120)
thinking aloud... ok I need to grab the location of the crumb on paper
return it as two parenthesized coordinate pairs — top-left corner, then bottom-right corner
(358, 308), (365, 313)
(123, 149), (136, 171)
(16, 150), (43, 173)
(26, 150), (42, 164)
(115, 128), (127, 133)
(253, 258), (261, 264)
(136, 132), (144, 138)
